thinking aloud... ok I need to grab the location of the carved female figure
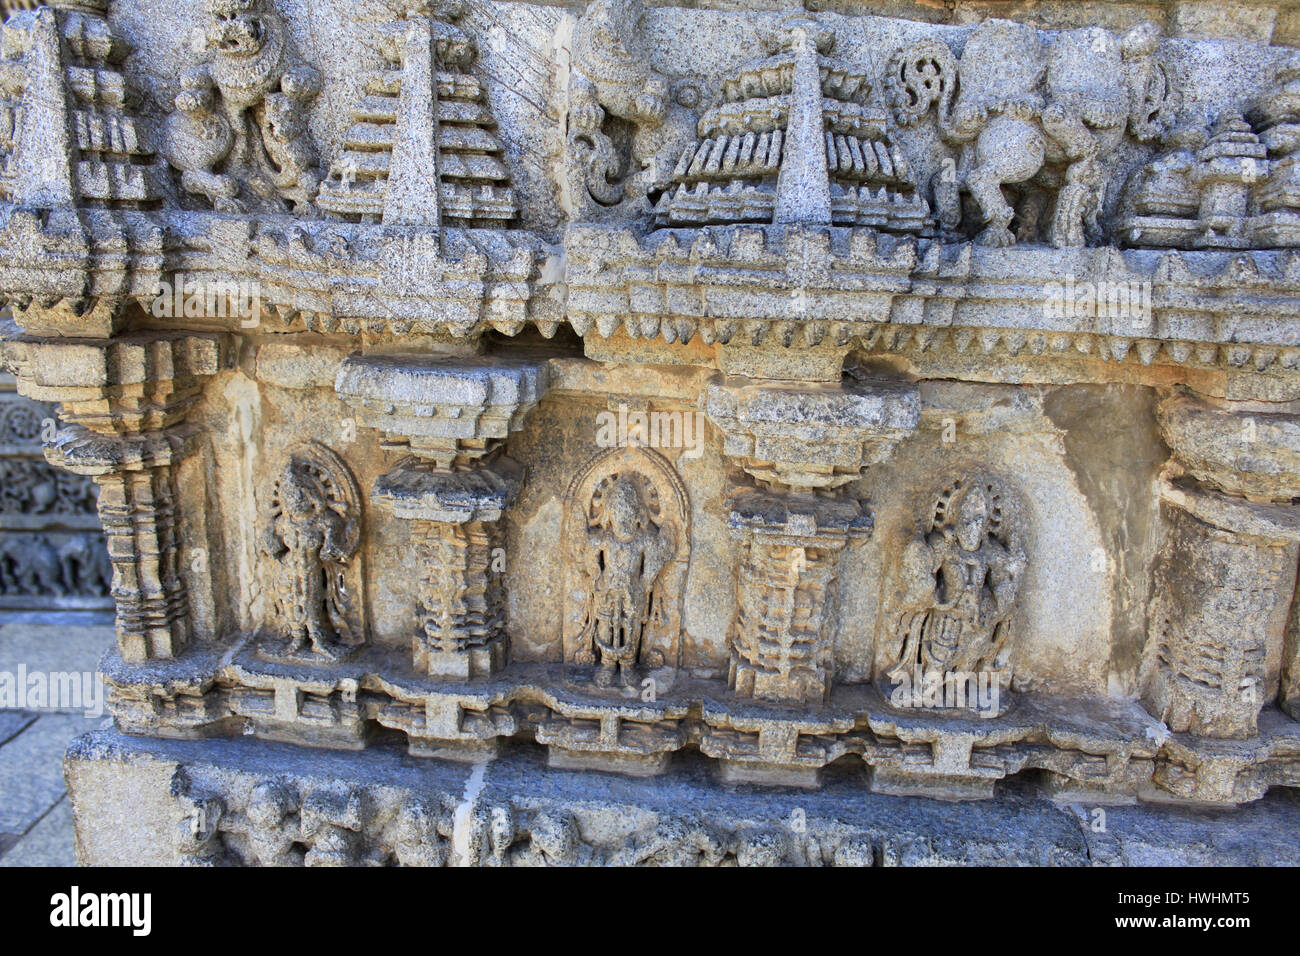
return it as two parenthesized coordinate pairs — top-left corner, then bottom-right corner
(886, 480), (1026, 685)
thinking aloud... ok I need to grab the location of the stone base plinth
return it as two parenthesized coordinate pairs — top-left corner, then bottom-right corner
(65, 729), (1300, 867)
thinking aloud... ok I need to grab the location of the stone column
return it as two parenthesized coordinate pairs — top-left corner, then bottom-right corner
(336, 354), (548, 679)
(702, 375), (918, 783)
(726, 487), (871, 705)
(3, 333), (224, 662)
(1143, 394), (1300, 744)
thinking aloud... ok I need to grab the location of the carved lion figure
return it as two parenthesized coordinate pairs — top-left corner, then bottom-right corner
(160, 0), (321, 214)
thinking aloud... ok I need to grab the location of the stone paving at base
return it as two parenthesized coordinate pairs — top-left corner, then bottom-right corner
(0, 619), (114, 867)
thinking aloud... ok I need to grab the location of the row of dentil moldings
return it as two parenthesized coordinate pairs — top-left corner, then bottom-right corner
(5, 0), (1300, 377)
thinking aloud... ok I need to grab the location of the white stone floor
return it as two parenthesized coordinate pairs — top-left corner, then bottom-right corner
(0, 617), (115, 867)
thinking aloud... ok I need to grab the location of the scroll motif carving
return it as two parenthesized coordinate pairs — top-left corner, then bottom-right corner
(562, 446), (688, 692)
(878, 476), (1026, 710)
(261, 442), (366, 661)
(567, 0), (701, 218)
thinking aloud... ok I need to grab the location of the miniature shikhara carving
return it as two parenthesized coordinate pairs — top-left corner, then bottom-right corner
(888, 20), (1174, 246)
(880, 477), (1025, 708)
(318, 0), (516, 226)
(262, 442), (365, 661)
(655, 16), (928, 231)
(564, 447), (688, 692)
(160, 0), (321, 214)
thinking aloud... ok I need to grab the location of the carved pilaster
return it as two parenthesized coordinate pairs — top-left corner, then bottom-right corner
(727, 487), (870, 705)
(372, 458), (521, 679)
(1143, 393), (1300, 740)
(704, 377), (919, 708)
(337, 354), (547, 681)
(2, 332), (224, 661)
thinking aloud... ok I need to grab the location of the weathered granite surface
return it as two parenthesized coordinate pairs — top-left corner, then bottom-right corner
(65, 727), (1300, 866)
(0, 0), (1298, 864)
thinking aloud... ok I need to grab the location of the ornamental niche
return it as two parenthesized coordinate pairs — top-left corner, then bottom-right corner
(0, 0), (1297, 866)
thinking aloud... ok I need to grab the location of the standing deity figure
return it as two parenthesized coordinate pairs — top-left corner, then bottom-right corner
(574, 475), (677, 688)
(887, 481), (1025, 684)
(263, 458), (359, 660)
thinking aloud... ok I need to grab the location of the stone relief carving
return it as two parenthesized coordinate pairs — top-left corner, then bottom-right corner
(563, 446), (688, 692)
(0, 533), (110, 598)
(0, 0), (165, 209)
(318, 0), (516, 226)
(0, 382), (110, 608)
(0, 458), (96, 515)
(261, 442), (365, 661)
(160, 0), (322, 214)
(8, 0), (1300, 864)
(655, 17), (929, 231)
(567, 0), (701, 219)
(1119, 111), (1270, 248)
(878, 476), (1026, 709)
(888, 20), (1175, 246)
(1119, 50), (1300, 249)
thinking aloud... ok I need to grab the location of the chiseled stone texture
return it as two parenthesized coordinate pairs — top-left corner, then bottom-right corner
(65, 728), (1300, 866)
(1, 0), (1300, 865)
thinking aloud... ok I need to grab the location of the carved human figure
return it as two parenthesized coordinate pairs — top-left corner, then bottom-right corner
(262, 459), (358, 659)
(886, 482), (1025, 684)
(574, 474), (677, 688)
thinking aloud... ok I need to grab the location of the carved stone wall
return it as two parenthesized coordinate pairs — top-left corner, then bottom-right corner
(0, 368), (110, 611)
(2, 0), (1300, 864)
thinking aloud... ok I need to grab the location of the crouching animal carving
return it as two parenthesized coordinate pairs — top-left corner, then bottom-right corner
(160, 0), (321, 214)
(887, 19), (1175, 246)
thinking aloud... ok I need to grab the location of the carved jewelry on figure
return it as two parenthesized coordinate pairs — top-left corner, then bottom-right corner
(880, 476), (1025, 709)
(261, 442), (365, 661)
(563, 446), (688, 693)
